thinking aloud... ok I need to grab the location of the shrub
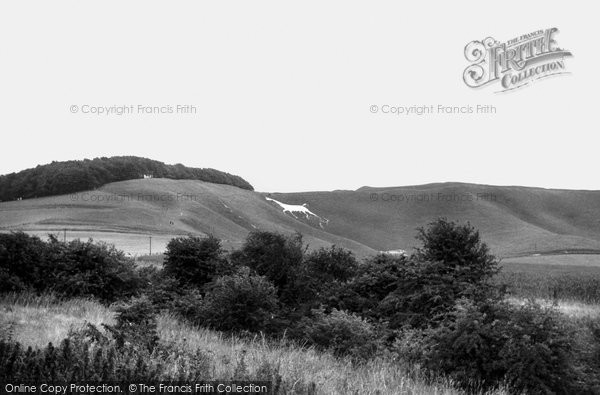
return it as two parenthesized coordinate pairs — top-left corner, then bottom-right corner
(164, 235), (230, 288)
(377, 219), (502, 328)
(305, 246), (358, 283)
(0, 232), (48, 292)
(421, 299), (581, 394)
(103, 296), (159, 352)
(49, 238), (142, 303)
(231, 231), (305, 306)
(414, 218), (500, 286)
(0, 233), (141, 303)
(196, 268), (279, 333)
(0, 323), (212, 382)
(570, 316), (600, 392)
(140, 266), (204, 320)
(331, 253), (409, 321)
(300, 308), (379, 360)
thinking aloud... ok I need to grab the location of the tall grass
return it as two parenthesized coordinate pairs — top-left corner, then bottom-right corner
(0, 292), (114, 347)
(497, 262), (600, 304)
(135, 252), (165, 268)
(0, 293), (507, 395)
(157, 314), (483, 395)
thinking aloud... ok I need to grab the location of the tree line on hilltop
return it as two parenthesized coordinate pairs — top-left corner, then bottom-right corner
(0, 156), (254, 201)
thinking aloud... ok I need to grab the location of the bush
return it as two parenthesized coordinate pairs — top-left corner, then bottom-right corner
(300, 308), (379, 360)
(103, 296), (159, 352)
(49, 238), (142, 303)
(414, 218), (499, 291)
(164, 235), (230, 289)
(195, 268), (279, 333)
(570, 316), (600, 392)
(0, 324), (300, 391)
(305, 246), (358, 283)
(0, 232), (48, 292)
(231, 231), (305, 306)
(420, 299), (581, 394)
(0, 323), (212, 382)
(330, 253), (409, 321)
(0, 233), (141, 303)
(377, 219), (502, 328)
(140, 266), (204, 320)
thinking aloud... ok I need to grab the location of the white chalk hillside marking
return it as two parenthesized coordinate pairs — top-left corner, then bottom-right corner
(265, 197), (329, 227)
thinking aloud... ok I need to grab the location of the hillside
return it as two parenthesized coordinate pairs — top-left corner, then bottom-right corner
(272, 182), (600, 257)
(2, 180), (600, 258)
(0, 178), (374, 256)
(0, 156), (253, 201)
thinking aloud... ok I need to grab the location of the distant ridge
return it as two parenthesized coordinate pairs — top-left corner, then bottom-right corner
(356, 182), (600, 193)
(273, 182), (600, 257)
(0, 156), (253, 201)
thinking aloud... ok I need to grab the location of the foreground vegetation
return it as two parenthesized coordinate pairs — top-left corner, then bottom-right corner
(0, 294), (477, 395)
(2, 219), (600, 394)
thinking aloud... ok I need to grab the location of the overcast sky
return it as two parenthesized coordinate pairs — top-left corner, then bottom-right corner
(0, 1), (597, 192)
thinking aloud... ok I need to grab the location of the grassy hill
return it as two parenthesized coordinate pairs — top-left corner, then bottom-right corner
(0, 178), (375, 256)
(273, 182), (600, 257)
(2, 179), (600, 258)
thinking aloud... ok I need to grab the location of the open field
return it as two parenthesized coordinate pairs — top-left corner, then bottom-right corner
(0, 293), (504, 395)
(499, 258), (600, 303)
(502, 253), (600, 267)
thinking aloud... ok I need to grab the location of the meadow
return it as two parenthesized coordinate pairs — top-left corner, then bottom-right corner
(499, 256), (600, 305)
(0, 293), (505, 395)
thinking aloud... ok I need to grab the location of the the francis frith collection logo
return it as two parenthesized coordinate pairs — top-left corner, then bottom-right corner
(463, 28), (572, 92)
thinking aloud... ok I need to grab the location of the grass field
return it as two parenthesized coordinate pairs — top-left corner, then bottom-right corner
(499, 255), (600, 305)
(502, 253), (600, 267)
(0, 293), (508, 395)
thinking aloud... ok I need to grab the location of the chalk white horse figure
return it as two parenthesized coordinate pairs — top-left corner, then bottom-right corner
(265, 197), (329, 227)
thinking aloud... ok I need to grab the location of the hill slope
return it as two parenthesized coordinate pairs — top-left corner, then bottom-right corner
(0, 178), (374, 256)
(272, 182), (600, 257)
(2, 180), (600, 257)
(0, 156), (253, 201)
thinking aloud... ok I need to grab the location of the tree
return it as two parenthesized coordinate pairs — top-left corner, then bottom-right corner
(50, 238), (141, 303)
(414, 218), (499, 283)
(0, 233), (141, 303)
(331, 253), (409, 321)
(231, 231), (305, 305)
(380, 218), (502, 328)
(0, 232), (48, 291)
(196, 268), (279, 333)
(163, 235), (229, 288)
(305, 245), (358, 283)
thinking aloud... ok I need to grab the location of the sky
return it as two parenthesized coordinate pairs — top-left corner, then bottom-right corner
(0, 1), (597, 192)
